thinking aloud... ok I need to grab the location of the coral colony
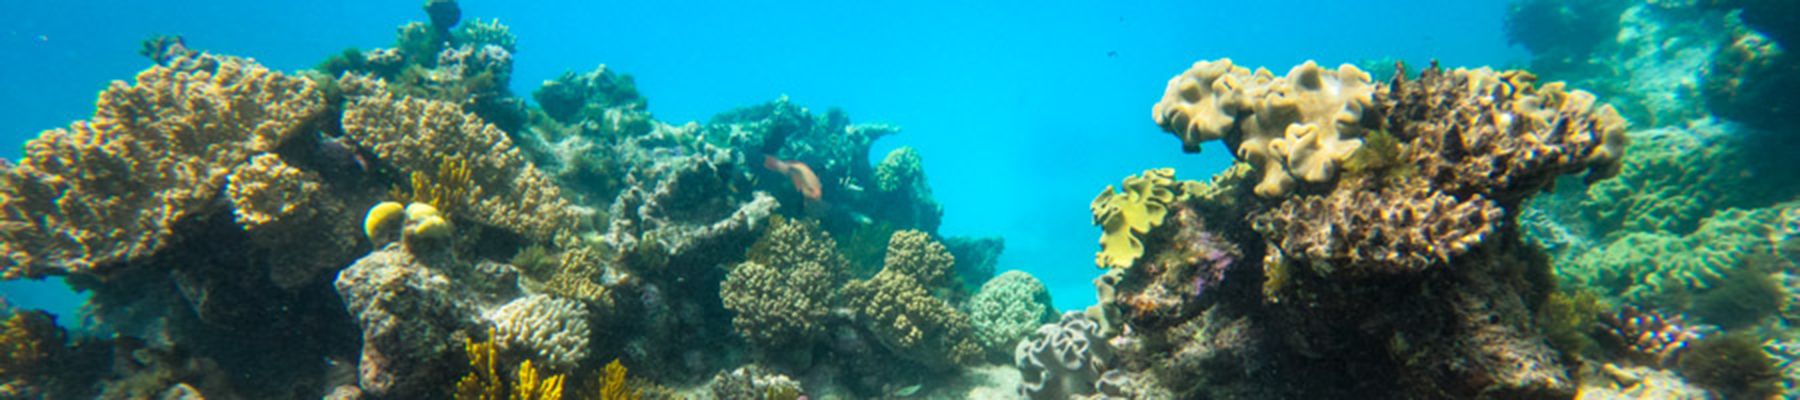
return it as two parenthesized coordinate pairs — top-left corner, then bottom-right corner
(3, 0), (1800, 398)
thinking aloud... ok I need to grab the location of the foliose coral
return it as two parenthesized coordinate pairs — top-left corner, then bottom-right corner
(1090, 168), (1190, 269)
(967, 271), (1056, 356)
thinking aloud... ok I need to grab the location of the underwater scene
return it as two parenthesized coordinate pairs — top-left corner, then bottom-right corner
(2, 0), (1799, 398)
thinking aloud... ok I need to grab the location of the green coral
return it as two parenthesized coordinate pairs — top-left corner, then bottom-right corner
(1580, 126), (1752, 236)
(1563, 208), (1780, 305)
(722, 217), (846, 350)
(1676, 332), (1781, 399)
(966, 271), (1055, 356)
(1091, 168), (1184, 269)
(842, 230), (983, 369)
(875, 146), (926, 194)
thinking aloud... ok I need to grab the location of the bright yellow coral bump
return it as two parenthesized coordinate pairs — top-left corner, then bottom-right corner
(365, 201), (406, 242)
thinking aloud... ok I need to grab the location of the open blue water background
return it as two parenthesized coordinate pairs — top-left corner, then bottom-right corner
(0, 0), (1520, 321)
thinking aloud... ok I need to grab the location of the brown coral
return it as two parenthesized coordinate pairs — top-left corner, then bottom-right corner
(842, 230), (982, 369)
(721, 217), (846, 350)
(0, 59), (324, 278)
(226, 154), (358, 288)
(1380, 64), (1628, 205)
(339, 75), (582, 245)
(1253, 182), (1504, 275)
(1599, 306), (1704, 367)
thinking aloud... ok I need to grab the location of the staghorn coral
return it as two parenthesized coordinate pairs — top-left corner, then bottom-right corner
(1014, 311), (1119, 400)
(1091, 168), (1188, 269)
(1598, 306), (1705, 367)
(842, 230), (983, 369)
(1253, 182), (1503, 275)
(225, 153), (358, 288)
(0, 59), (323, 278)
(339, 77), (584, 245)
(967, 271), (1056, 357)
(721, 216), (846, 351)
(486, 294), (591, 371)
(1151, 59), (1377, 197)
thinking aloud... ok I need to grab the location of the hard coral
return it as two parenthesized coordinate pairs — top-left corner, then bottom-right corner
(339, 76), (583, 245)
(842, 230), (983, 369)
(722, 216), (846, 351)
(0, 59), (323, 278)
(1152, 59), (1377, 197)
(968, 271), (1056, 356)
(1598, 306), (1705, 367)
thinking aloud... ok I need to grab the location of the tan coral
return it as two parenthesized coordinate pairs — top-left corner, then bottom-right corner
(339, 76), (583, 245)
(0, 59), (324, 278)
(226, 154), (358, 288)
(1153, 59), (1376, 197)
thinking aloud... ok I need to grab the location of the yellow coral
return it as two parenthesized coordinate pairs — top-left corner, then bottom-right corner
(404, 202), (453, 240)
(392, 156), (474, 216)
(455, 330), (565, 400)
(586, 359), (639, 400)
(365, 201), (406, 242)
(1091, 168), (1185, 269)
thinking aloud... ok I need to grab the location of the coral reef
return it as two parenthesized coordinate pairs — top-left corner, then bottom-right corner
(487, 294), (591, 371)
(706, 365), (803, 400)
(1254, 182), (1502, 275)
(1565, 207), (1780, 304)
(339, 77), (585, 245)
(1675, 332), (1781, 399)
(841, 230), (983, 369)
(0, 59), (324, 278)
(1090, 168), (1191, 269)
(721, 216), (846, 352)
(1597, 306), (1705, 367)
(335, 247), (489, 398)
(1014, 311), (1120, 400)
(455, 331), (566, 400)
(967, 271), (1056, 357)
(1576, 363), (1710, 400)
(1151, 59), (1376, 197)
(943, 236), (1003, 294)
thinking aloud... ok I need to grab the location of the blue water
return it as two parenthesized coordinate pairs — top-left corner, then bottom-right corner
(0, 0), (1519, 314)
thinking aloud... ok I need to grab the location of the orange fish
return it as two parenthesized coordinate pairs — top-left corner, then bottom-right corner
(763, 154), (823, 202)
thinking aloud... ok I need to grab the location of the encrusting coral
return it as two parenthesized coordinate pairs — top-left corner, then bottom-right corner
(1151, 59), (1377, 197)
(0, 58), (325, 278)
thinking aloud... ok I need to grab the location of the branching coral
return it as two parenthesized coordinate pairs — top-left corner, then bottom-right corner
(0, 59), (323, 278)
(455, 331), (566, 400)
(486, 294), (591, 371)
(1152, 59), (1377, 197)
(842, 230), (983, 369)
(721, 216), (846, 351)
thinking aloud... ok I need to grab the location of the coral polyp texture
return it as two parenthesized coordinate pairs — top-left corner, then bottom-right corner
(1014, 311), (1121, 400)
(841, 230), (983, 369)
(1151, 59), (1377, 197)
(0, 59), (323, 278)
(721, 216), (846, 351)
(339, 76), (584, 245)
(1254, 182), (1503, 275)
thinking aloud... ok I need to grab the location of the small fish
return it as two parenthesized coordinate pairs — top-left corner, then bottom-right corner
(763, 153), (824, 205)
(893, 383), (922, 397)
